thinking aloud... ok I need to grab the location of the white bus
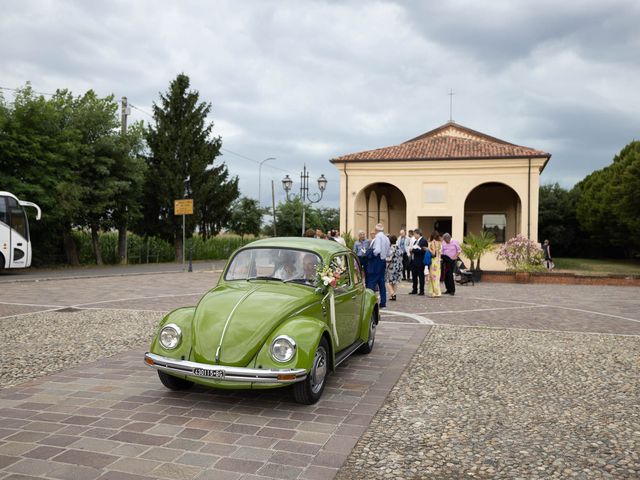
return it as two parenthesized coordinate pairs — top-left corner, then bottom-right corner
(0, 191), (41, 270)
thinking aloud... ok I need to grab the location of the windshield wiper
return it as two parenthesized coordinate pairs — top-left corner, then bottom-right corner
(246, 276), (283, 282)
(283, 277), (313, 285)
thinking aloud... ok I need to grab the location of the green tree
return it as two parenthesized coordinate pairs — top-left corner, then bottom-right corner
(268, 198), (322, 237)
(0, 85), (83, 265)
(610, 141), (640, 254)
(197, 165), (239, 238)
(0, 85), (150, 266)
(110, 121), (147, 264)
(71, 90), (122, 265)
(574, 140), (640, 257)
(538, 183), (582, 257)
(228, 197), (263, 239)
(142, 73), (239, 260)
(315, 207), (340, 233)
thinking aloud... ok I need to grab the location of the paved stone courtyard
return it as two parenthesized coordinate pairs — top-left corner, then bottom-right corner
(1, 267), (639, 479)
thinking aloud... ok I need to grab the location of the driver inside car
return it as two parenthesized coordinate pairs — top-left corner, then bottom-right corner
(302, 253), (318, 283)
(273, 251), (301, 280)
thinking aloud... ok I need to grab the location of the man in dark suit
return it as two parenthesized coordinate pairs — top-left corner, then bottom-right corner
(409, 228), (428, 296)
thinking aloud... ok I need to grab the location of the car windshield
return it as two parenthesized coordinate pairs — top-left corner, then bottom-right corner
(225, 248), (321, 285)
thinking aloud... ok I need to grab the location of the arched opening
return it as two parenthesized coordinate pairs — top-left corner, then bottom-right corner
(354, 183), (406, 235)
(464, 182), (521, 243)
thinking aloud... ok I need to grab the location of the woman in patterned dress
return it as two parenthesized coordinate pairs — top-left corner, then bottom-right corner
(385, 235), (403, 301)
(427, 231), (442, 298)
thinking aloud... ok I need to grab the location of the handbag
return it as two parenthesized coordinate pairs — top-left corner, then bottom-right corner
(423, 249), (432, 267)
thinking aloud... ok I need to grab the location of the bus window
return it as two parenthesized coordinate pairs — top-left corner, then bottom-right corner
(7, 197), (28, 240)
(0, 196), (7, 225)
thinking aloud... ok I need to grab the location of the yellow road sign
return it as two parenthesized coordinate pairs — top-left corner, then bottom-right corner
(174, 199), (194, 215)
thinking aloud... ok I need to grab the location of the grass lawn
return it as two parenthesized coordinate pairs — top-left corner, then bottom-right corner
(554, 258), (640, 275)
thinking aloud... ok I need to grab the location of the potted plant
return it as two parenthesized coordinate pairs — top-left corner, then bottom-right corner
(460, 231), (496, 282)
(496, 234), (546, 280)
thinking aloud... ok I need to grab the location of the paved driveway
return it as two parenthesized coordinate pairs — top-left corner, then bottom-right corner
(1, 269), (639, 479)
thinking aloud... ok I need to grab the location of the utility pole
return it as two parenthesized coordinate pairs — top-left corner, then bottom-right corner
(121, 96), (129, 134)
(119, 97), (131, 265)
(271, 180), (277, 236)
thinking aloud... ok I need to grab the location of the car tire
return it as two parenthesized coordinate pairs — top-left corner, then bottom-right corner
(358, 309), (378, 354)
(157, 370), (194, 391)
(293, 337), (329, 405)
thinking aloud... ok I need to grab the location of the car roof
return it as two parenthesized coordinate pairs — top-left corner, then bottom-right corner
(239, 237), (350, 258)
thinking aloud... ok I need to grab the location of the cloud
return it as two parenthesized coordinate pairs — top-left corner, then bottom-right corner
(1, 0), (639, 204)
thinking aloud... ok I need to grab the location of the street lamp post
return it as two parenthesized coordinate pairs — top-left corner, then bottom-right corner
(258, 157), (276, 207)
(282, 165), (328, 236)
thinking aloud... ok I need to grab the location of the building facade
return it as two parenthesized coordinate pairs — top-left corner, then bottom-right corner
(330, 122), (551, 270)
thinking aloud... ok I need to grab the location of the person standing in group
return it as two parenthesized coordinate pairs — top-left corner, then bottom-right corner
(543, 239), (554, 270)
(353, 230), (370, 276)
(441, 233), (461, 296)
(304, 228), (316, 238)
(405, 229), (415, 282)
(397, 230), (409, 281)
(386, 234), (403, 301)
(366, 223), (391, 308)
(427, 231), (443, 297)
(332, 229), (346, 246)
(409, 228), (428, 296)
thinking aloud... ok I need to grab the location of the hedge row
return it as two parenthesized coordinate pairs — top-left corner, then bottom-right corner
(71, 231), (257, 265)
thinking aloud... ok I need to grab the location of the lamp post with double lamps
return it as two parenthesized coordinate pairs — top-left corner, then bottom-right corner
(282, 165), (328, 236)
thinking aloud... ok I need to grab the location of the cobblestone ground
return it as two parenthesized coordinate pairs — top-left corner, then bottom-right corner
(336, 325), (640, 480)
(0, 310), (162, 388)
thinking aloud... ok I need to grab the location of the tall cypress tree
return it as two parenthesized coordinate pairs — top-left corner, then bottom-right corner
(143, 74), (238, 260)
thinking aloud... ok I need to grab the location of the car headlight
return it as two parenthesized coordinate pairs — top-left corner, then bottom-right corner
(159, 324), (182, 350)
(271, 335), (297, 363)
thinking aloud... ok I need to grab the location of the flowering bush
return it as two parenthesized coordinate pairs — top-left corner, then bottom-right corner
(315, 260), (347, 294)
(496, 235), (546, 272)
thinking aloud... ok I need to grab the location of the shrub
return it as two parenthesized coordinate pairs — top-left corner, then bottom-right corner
(188, 234), (256, 260)
(496, 234), (546, 272)
(342, 231), (355, 252)
(65, 231), (255, 265)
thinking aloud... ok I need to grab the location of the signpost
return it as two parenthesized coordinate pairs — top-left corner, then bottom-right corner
(174, 199), (194, 270)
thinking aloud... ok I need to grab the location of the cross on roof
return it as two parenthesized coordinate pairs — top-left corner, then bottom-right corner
(448, 89), (455, 122)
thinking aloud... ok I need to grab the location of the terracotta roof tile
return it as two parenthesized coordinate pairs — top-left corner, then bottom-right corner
(331, 122), (550, 163)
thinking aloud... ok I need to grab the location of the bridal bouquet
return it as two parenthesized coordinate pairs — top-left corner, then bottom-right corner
(315, 261), (347, 294)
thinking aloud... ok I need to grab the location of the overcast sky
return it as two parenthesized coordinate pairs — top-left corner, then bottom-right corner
(2, 0), (639, 208)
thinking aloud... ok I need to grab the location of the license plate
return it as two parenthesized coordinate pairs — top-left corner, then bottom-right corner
(193, 368), (225, 379)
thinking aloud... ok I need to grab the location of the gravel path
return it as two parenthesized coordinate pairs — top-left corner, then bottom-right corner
(0, 309), (162, 388)
(336, 325), (640, 479)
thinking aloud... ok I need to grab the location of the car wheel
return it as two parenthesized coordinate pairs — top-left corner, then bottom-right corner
(293, 337), (329, 404)
(358, 309), (378, 354)
(157, 370), (194, 391)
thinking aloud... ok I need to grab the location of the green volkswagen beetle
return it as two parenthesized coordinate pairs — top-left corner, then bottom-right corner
(145, 237), (379, 404)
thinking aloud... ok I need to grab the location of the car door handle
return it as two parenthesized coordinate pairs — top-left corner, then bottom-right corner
(351, 295), (357, 299)
(16, 243), (23, 246)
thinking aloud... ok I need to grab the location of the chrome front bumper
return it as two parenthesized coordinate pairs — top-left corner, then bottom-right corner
(144, 352), (307, 384)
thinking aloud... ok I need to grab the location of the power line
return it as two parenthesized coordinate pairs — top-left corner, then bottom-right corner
(0, 85), (56, 97)
(220, 148), (291, 174)
(129, 103), (154, 118)
(126, 101), (291, 175)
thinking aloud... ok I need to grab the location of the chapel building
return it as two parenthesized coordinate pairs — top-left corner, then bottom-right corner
(330, 121), (551, 270)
